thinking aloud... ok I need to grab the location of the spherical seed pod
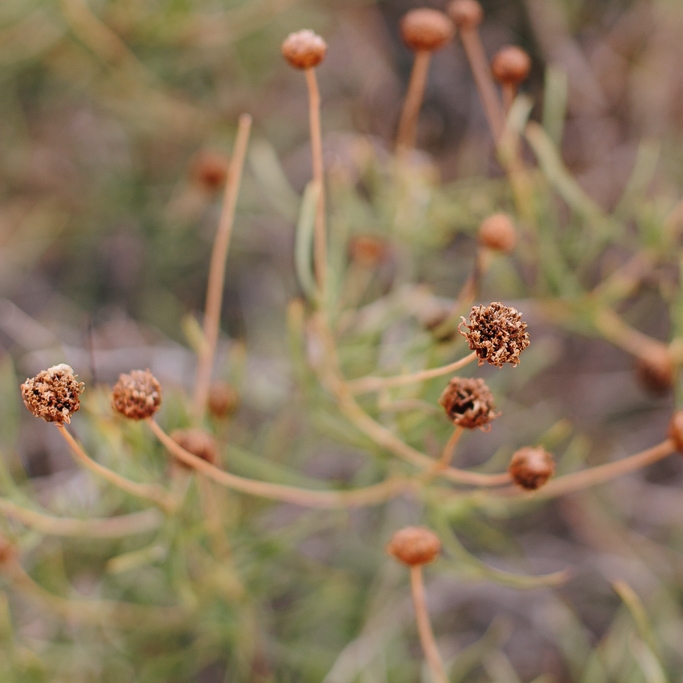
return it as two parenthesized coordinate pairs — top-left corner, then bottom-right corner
(207, 382), (240, 419)
(171, 429), (218, 467)
(667, 412), (683, 453)
(447, 0), (484, 29)
(634, 349), (674, 396)
(478, 213), (518, 253)
(491, 46), (531, 85)
(386, 526), (441, 566)
(400, 9), (455, 52)
(21, 364), (84, 425)
(439, 377), (499, 430)
(190, 150), (229, 193)
(348, 235), (390, 268)
(111, 369), (162, 420)
(509, 446), (555, 490)
(281, 29), (327, 69)
(459, 302), (530, 367)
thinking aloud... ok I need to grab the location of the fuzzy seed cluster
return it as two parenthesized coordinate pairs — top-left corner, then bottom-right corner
(508, 447), (555, 490)
(439, 377), (499, 430)
(448, 0), (484, 29)
(400, 9), (454, 52)
(281, 30), (327, 69)
(478, 213), (517, 253)
(207, 382), (240, 419)
(386, 526), (441, 566)
(491, 46), (531, 85)
(459, 302), (530, 368)
(111, 369), (162, 420)
(171, 429), (218, 467)
(21, 364), (84, 425)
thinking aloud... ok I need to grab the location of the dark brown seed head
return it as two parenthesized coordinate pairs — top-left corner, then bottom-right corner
(439, 377), (499, 430)
(21, 364), (84, 425)
(667, 412), (683, 453)
(386, 526), (441, 566)
(478, 213), (518, 253)
(459, 302), (530, 368)
(491, 46), (531, 85)
(111, 369), (162, 420)
(634, 348), (674, 396)
(401, 9), (455, 52)
(281, 30), (327, 69)
(171, 429), (218, 467)
(208, 382), (240, 419)
(190, 150), (229, 193)
(447, 0), (484, 29)
(509, 446), (555, 490)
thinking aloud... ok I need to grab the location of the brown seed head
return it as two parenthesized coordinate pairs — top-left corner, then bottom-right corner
(208, 381), (240, 419)
(0, 534), (16, 566)
(171, 429), (218, 467)
(21, 364), (84, 425)
(634, 348), (674, 396)
(459, 302), (530, 368)
(348, 235), (390, 268)
(509, 446), (555, 490)
(281, 29), (327, 69)
(401, 9), (455, 52)
(447, 0), (484, 29)
(478, 213), (518, 253)
(439, 377), (499, 430)
(190, 150), (229, 193)
(491, 46), (531, 85)
(386, 526), (441, 566)
(112, 369), (162, 420)
(667, 412), (683, 453)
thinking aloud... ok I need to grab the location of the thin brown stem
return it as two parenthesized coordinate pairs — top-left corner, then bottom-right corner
(193, 114), (252, 417)
(348, 351), (477, 395)
(436, 426), (464, 470)
(305, 67), (327, 293)
(502, 82), (516, 114)
(593, 307), (666, 360)
(396, 50), (432, 153)
(409, 565), (449, 683)
(147, 419), (410, 508)
(459, 28), (505, 141)
(56, 425), (172, 510)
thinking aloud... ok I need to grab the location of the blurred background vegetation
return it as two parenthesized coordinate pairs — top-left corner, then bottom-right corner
(2, 0), (683, 681)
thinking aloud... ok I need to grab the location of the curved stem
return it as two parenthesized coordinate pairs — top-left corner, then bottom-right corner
(593, 307), (666, 360)
(193, 113), (252, 417)
(396, 50), (431, 153)
(435, 426), (464, 470)
(409, 565), (449, 683)
(348, 352), (477, 395)
(147, 419), (410, 508)
(56, 425), (172, 510)
(502, 82), (516, 114)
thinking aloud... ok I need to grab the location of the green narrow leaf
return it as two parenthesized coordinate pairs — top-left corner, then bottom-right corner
(295, 181), (320, 302)
(542, 65), (568, 147)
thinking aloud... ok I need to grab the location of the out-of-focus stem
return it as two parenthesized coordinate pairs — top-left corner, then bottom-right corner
(193, 114), (252, 418)
(410, 565), (449, 683)
(502, 82), (516, 114)
(396, 50), (432, 153)
(435, 426), (464, 469)
(593, 307), (666, 359)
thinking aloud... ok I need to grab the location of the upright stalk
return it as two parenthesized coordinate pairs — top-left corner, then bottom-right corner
(396, 51), (432, 153)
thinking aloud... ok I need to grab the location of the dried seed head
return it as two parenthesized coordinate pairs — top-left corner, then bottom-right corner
(447, 0), (484, 29)
(386, 526), (441, 566)
(400, 9), (455, 52)
(478, 213), (518, 253)
(667, 412), (683, 453)
(439, 377), (499, 430)
(208, 382), (240, 419)
(635, 349), (674, 396)
(348, 235), (390, 268)
(190, 150), (229, 192)
(509, 446), (555, 490)
(112, 369), (162, 420)
(0, 534), (16, 566)
(491, 46), (531, 85)
(281, 29), (327, 69)
(171, 429), (218, 467)
(21, 364), (84, 425)
(459, 302), (530, 368)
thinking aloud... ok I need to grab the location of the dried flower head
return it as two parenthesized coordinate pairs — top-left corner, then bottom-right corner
(386, 526), (441, 566)
(439, 377), (499, 430)
(190, 150), (229, 192)
(400, 9), (455, 52)
(447, 0), (484, 29)
(491, 46), (531, 85)
(348, 235), (390, 268)
(208, 382), (240, 419)
(635, 349), (674, 396)
(509, 447), (555, 490)
(281, 30), (327, 69)
(21, 364), (84, 425)
(667, 412), (683, 453)
(171, 429), (218, 467)
(478, 213), (517, 253)
(459, 302), (530, 367)
(112, 369), (162, 420)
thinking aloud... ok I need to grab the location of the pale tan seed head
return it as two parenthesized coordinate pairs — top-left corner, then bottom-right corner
(386, 526), (441, 566)
(207, 382), (240, 419)
(281, 29), (327, 69)
(171, 429), (218, 467)
(634, 348), (675, 396)
(509, 447), (555, 490)
(447, 0), (484, 29)
(478, 213), (518, 253)
(491, 46), (531, 85)
(111, 369), (162, 420)
(21, 364), (84, 425)
(401, 9), (455, 52)
(439, 377), (499, 430)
